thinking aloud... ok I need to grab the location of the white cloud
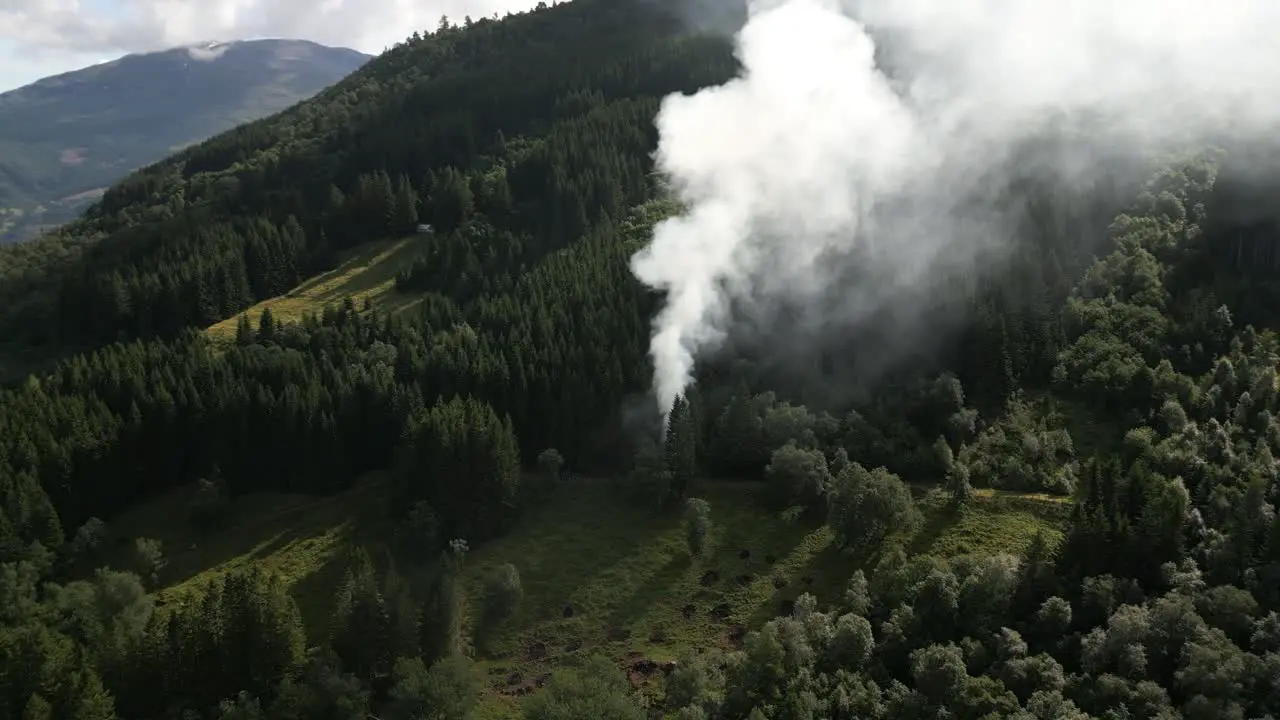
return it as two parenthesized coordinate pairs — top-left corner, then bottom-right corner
(0, 39), (108, 92)
(0, 0), (545, 90)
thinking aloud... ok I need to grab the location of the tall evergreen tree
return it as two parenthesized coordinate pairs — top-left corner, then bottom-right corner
(665, 395), (698, 501)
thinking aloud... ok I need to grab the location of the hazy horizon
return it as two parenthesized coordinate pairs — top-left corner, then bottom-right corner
(0, 0), (551, 92)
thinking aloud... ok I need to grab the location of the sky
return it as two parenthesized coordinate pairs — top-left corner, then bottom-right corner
(0, 0), (545, 92)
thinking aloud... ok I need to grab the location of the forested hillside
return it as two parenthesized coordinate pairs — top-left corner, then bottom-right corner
(1, 0), (1280, 718)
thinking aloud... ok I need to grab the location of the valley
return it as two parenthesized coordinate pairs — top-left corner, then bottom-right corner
(0, 39), (368, 244)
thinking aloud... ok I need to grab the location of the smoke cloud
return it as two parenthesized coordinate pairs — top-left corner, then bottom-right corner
(631, 0), (1280, 417)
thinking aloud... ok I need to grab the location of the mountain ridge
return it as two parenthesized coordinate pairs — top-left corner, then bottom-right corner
(0, 38), (370, 243)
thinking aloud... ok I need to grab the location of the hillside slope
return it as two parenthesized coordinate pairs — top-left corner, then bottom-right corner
(103, 474), (1065, 718)
(0, 39), (369, 243)
(0, 0), (732, 353)
(0, 1), (1279, 718)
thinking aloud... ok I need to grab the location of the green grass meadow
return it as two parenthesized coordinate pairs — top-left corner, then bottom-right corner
(205, 236), (429, 344)
(103, 473), (1066, 718)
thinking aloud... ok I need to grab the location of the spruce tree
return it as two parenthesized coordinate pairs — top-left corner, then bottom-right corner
(420, 540), (468, 663)
(392, 174), (419, 235)
(665, 395), (697, 501)
(235, 314), (254, 345)
(936, 436), (972, 505)
(329, 551), (392, 682)
(256, 308), (277, 343)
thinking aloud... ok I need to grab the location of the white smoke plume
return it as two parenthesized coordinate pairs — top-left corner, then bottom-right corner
(631, 0), (1280, 417)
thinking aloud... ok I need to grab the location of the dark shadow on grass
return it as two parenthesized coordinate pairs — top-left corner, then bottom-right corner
(243, 523), (343, 565)
(745, 585), (787, 628)
(985, 492), (1073, 521)
(145, 508), (350, 638)
(238, 485), (383, 564)
(743, 542), (860, 627)
(313, 238), (423, 303)
(712, 506), (812, 566)
(151, 482), (388, 638)
(605, 552), (691, 631)
(471, 479), (675, 631)
(378, 292), (427, 316)
(909, 500), (963, 557)
(799, 541), (857, 600)
(289, 242), (387, 296)
(289, 544), (352, 637)
(158, 506), (316, 588)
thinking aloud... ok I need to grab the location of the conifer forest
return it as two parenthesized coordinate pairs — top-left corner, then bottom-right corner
(1, 1), (1280, 718)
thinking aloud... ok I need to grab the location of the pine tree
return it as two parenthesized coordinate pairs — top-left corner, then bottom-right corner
(1267, 514), (1280, 564)
(936, 436), (972, 505)
(64, 669), (116, 720)
(23, 694), (53, 720)
(393, 398), (520, 542)
(712, 387), (766, 478)
(256, 308), (277, 343)
(246, 572), (306, 700)
(665, 395), (697, 501)
(382, 562), (421, 661)
(420, 540), (467, 663)
(235, 314), (255, 345)
(329, 551), (391, 682)
(428, 168), (474, 233)
(392, 174), (419, 235)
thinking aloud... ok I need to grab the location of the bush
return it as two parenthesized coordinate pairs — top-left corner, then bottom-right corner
(70, 517), (107, 566)
(537, 448), (565, 488)
(131, 537), (167, 585)
(764, 442), (830, 512)
(482, 563), (523, 624)
(683, 498), (712, 557)
(190, 473), (231, 534)
(827, 462), (917, 551)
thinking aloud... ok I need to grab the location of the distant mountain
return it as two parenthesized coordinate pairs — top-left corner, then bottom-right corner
(0, 39), (369, 243)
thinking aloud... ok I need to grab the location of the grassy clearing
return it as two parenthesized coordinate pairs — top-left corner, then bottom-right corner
(109, 474), (1066, 718)
(206, 236), (427, 343)
(463, 480), (842, 713)
(461, 479), (1067, 717)
(909, 487), (1067, 559)
(103, 476), (391, 636)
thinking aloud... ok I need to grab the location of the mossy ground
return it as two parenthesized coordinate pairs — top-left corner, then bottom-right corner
(909, 487), (1067, 559)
